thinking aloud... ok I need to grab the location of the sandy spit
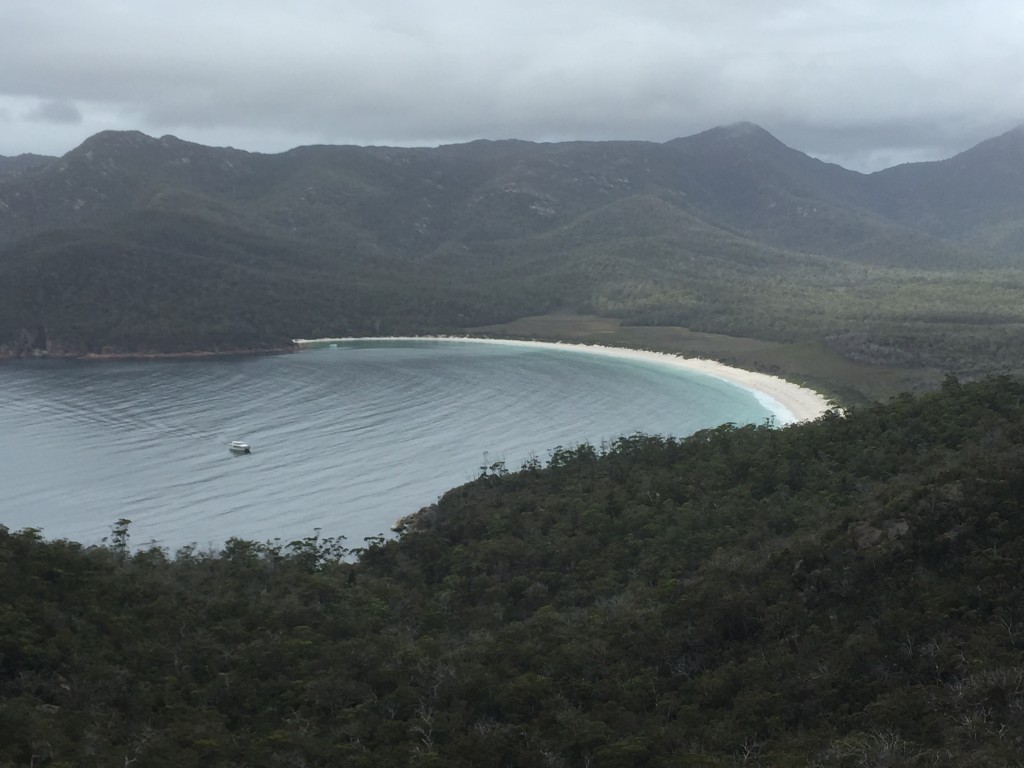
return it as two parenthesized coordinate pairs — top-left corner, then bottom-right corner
(293, 336), (834, 426)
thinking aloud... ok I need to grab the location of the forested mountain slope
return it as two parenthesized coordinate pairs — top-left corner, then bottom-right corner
(4, 125), (1013, 265)
(2, 376), (1023, 766)
(863, 125), (1024, 251)
(0, 153), (54, 176)
(3, 125), (1024, 393)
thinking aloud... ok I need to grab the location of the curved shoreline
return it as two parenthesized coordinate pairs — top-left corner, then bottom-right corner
(293, 336), (833, 426)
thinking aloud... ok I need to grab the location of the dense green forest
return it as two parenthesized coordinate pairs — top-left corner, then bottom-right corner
(4, 377), (1024, 766)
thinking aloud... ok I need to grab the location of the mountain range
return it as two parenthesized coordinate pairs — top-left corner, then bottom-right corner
(2, 123), (1023, 386)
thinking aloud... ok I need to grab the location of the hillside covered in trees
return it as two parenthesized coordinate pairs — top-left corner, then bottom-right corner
(3, 376), (1023, 766)
(3, 125), (1024, 397)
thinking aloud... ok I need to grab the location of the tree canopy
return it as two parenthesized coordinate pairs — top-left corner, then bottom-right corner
(3, 376), (1024, 766)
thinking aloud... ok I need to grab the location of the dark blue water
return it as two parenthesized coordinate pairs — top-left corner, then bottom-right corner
(0, 340), (776, 550)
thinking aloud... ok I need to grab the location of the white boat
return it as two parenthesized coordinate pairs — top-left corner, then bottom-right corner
(229, 440), (251, 454)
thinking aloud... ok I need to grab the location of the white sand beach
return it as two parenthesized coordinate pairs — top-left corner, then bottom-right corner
(292, 336), (833, 426)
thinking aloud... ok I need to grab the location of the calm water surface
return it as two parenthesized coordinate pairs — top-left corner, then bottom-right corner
(0, 340), (775, 550)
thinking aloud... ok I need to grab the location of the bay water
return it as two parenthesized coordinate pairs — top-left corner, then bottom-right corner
(0, 340), (775, 551)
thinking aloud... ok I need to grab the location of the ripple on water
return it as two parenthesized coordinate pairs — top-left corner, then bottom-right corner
(0, 342), (774, 549)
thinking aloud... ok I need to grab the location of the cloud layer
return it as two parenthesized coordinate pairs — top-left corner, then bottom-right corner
(2, 0), (1023, 170)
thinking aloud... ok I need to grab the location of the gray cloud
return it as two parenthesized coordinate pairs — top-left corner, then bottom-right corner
(26, 100), (83, 124)
(1, 0), (1022, 170)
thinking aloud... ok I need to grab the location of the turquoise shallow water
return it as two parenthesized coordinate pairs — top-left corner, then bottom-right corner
(0, 340), (775, 550)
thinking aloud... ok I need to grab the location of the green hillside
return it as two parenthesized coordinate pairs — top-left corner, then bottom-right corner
(3, 125), (1024, 398)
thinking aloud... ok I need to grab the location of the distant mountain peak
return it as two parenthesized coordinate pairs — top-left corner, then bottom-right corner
(663, 122), (800, 165)
(666, 122), (787, 151)
(68, 129), (158, 159)
(713, 122), (787, 147)
(721, 121), (770, 136)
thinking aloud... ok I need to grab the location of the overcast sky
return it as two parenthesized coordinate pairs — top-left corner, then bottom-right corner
(2, 1), (1022, 171)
